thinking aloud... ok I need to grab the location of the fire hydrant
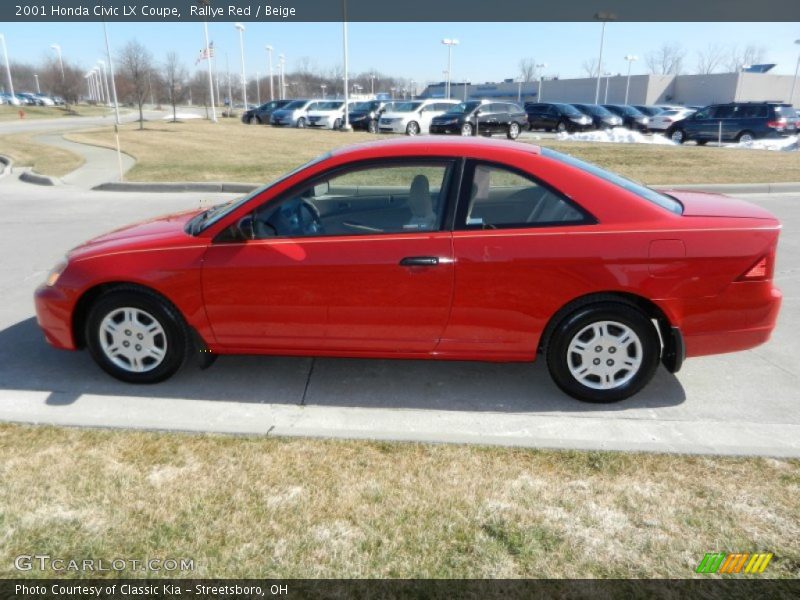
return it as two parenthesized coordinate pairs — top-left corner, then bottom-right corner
(18, 109), (25, 119)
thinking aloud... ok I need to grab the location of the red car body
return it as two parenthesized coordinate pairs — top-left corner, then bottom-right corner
(35, 137), (781, 398)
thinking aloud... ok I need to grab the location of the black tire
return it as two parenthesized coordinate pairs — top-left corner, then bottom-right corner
(545, 302), (660, 403)
(736, 130), (755, 144)
(668, 128), (686, 144)
(461, 122), (474, 136)
(556, 121), (568, 133)
(333, 118), (342, 130)
(406, 121), (420, 136)
(249, 116), (259, 125)
(507, 122), (521, 140)
(85, 288), (189, 384)
(367, 119), (378, 134)
(296, 117), (306, 128)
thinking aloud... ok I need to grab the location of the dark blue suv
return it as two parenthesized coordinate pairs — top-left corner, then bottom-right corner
(666, 102), (797, 144)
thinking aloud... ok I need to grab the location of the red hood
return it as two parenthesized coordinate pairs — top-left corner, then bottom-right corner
(665, 190), (777, 220)
(69, 209), (204, 260)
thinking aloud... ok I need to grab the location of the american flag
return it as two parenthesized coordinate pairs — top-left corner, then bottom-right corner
(195, 42), (215, 65)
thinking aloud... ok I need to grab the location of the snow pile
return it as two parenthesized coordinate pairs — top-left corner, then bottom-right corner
(725, 135), (798, 152)
(555, 127), (676, 145)
(161, 112), (203, 120)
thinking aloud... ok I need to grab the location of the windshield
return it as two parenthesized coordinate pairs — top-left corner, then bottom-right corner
(555, 103), (584, 117)
(576, 104), (613, 117)
(617, 105), (644, 116)
(391, 102), (423, 113)
(284, 100), (306, 109)
(351, 101), (378, 111)
(445, 101), (482, 115)
(542, 148), (683, 215)
(315, 101), (343, 110)
(186, 152), (332, 235)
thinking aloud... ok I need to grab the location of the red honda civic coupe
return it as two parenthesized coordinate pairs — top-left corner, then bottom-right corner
(35, 137), (782, 402)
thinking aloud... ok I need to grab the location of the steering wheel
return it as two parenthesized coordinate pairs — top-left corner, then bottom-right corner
(298, 199), (324, 234)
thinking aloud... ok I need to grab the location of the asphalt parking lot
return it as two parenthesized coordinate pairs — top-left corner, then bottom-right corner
(0, 172), (798, 457)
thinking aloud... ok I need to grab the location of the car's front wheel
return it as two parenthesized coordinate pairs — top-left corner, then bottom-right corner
(507, 122), (521, 140)
(406, 121), (420, 136)
(461, 122), (474, 136)
(249, 116), (259, 125)
(669, 128), (686, 144)
(333, 118), (342, 130)
(556, 121), (568, 133)
(85, 288), (189, 383)
(546, 302), (660, 403)
(296, 117), (306, 128)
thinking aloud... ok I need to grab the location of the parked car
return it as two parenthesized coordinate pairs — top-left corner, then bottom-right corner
(570, 104), (623, 129)
(34, 94), (55, 106)
(241, 99), (292, 124)
(666, 102), (798, 144)
(270, 99), (323, 128)
(348, 100), (392, 133)
(378, 99), (460, 135)
(430, 100), (527, 139)
(0, 93), (19, 105)
(307, 100), (356, 129)
(632, 105), (664, 117)
(34, 137), (782, 403)
(525, 102), (593, 132)
(601, 105), (650, 131)
(648, 108), (696, 132)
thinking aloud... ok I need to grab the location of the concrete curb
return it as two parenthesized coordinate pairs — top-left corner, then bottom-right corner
(19, 170), (57, 186)
(92, 180), (800, 195)
(93, 181), (258, 193)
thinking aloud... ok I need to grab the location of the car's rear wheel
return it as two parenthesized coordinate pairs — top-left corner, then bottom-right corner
(507, 122), (521, 140)
(249, 116), (259, 125)
(669, 128), (686, 144)
(556, 121), (568, 133)
(333, 118), (342, 130)
(546, 303), (660, 403)
(406, 121), (420, 136)
(296, 117), (306, 128)
(367, 119), (378, 134)
(461, 122), (474, 136)
(736, 131), (755, 144)
(85, 289), (189, 384)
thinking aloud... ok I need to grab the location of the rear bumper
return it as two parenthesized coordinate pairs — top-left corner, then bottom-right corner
(34, 283), (76, 350)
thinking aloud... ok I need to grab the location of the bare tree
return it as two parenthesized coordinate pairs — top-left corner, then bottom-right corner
(695, 43), (726, 74)
(725, 44), (767, 71)
(581, 59), (601, 78)
(519, 58), (538, 82)
(646, 43), (685, 75)
(162, 51), (186, 122)
(118, 40), (153, 130)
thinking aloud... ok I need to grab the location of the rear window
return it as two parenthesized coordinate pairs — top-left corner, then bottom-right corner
(541, 148), (683, 215)
(773, 106), (795, 119)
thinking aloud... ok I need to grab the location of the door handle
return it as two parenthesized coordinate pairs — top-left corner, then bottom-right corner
(399, 256), (440, 267)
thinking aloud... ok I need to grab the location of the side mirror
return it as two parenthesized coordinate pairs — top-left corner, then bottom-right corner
(237, 216), (255, 240)
(474, 109), (482, 117)
(313, 181), (330, 197)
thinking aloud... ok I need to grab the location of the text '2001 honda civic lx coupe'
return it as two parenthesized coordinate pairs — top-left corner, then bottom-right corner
(35, 138), (782, 403)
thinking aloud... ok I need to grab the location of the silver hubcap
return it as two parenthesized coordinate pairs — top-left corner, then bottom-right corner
(567, 320), (642, 390)
(461, 124), (472, 136)
(408, 123), (418, 135)
(510, 124), (519, 136)
(99, 307), (167, 373)
(672, 130), (683, 141)
(557, 123), (566, 132)
(740, 134), (753, 143)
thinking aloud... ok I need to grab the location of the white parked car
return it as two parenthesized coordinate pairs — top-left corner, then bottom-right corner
(35, 95), (55, 106)
(270, 99), (324, 128)
(378, 99), (460, 136)
(306, 100), (356, 129)
(649, 108), (696, 132)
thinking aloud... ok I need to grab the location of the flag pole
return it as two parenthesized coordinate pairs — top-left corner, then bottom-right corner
(200, 0), (216, 122)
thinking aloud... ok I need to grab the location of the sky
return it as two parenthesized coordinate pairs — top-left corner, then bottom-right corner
(1, 21), (798, 86)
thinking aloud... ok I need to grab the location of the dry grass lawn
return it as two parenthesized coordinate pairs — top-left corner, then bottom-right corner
(61, 117), (800, 185)
(0, 104), (114, 121)
(1, 423), (797, 579)
(0, 132), (83, 177)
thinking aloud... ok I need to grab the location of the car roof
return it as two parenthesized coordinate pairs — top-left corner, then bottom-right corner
(329, 136), (542, 161)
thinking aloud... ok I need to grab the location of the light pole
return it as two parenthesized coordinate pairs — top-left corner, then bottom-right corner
(593, 12), (616, 103)
(265, 45), (274, 101)
(536, 63), (547, 101)
(50, 43), (64, 80)
(623, 55), (638, 105)
(410, 79), (416, 98)
(370, 74), (376, 95)
(0, 34), (14, 99)
(202, 14), (217, 122)
(279, 53), (285, 100)
(341, 0), (351, 131)
(34, 73), (40, 94)
(320, 84), (327, 99)
(97, 60), (110, 106)
(390, 86), (396, 99)
(234, 23), (247, 108)
(441, 38), (459, 99)
(604, 72), (612, 103)
(256, 71), (261, 105)
(790, 39), (800, 106)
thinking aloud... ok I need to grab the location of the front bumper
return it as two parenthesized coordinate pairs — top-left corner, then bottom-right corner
(34, 283), (77, 350)
(378, 121), (406, 133)
(430, 123), (461, 134)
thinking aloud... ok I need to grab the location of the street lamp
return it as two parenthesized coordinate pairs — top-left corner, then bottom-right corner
(50, 43), (64, 80)
(370, 74), (376, 95)
(603, 72), (612, 103)
(256, 71), (261, 105)
(278, 53), (285, 100)
(441, 38), (459, 99)
(536, 63), (547, 102)
(234, 23), (247, 108)
(265, 45), (274, 101)
(97, 60), (111, 106)
(320, 83), (327, 99)
(790, 39), (800, 106)
(410, 79), (416, 98)
(593, 12), (616, 103)
(623, 55), (638, 105)
(34, 73), (40, 94)
(0, 34), (15, 99)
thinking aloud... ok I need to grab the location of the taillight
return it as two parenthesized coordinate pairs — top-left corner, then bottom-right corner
(767, 119), (786, 128)
(737, 255), (771, 281)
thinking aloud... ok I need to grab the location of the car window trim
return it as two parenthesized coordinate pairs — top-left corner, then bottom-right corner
(453, 159), (597, 232)
(213, 156), (460, 244)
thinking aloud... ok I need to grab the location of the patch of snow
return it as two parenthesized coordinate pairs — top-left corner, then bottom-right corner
(556, 127), (676, 145)
(725, 135), (798, 152)
(161, 112), (203, 120)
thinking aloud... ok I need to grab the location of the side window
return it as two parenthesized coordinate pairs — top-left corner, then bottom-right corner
(694, 107), (712, 120)
(711, 106), (733, 119)
(464, 164), (588, 229)
(250, 162), (452, 239)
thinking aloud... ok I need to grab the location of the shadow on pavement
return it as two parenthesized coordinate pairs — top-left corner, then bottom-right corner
(0, 317), (686, 413)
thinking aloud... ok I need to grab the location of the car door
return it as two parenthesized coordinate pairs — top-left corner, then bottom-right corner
(201, 159), (457, 353)
(439, 160), (595, 356)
